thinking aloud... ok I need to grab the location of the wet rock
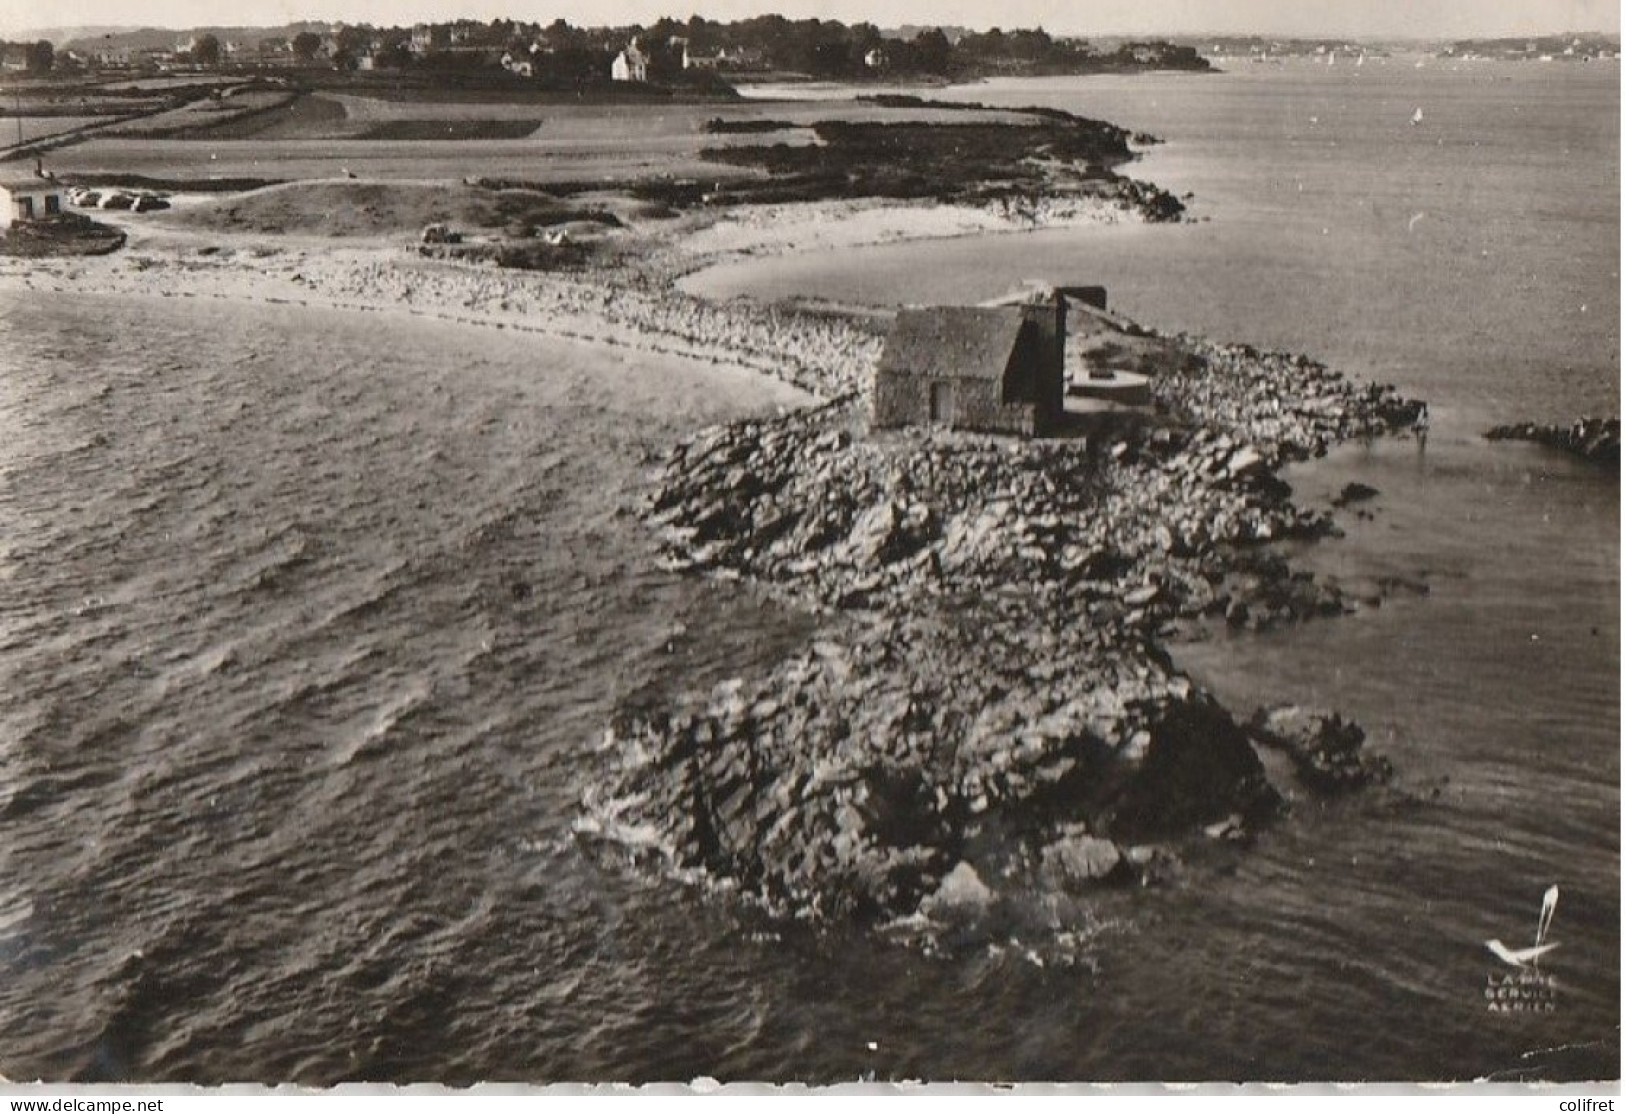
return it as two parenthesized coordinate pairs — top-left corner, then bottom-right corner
(919, 861), (995, 918)
(1485, 416), (1619, 467)
(581, 607), (1282, 925)
(1202, 813), (1248, 841)
(1039, 833), (1126, 889)
(1101, 696), (1282, 841)
(1331, 482), (1380, 507)
(1245, 705), (1392, 793)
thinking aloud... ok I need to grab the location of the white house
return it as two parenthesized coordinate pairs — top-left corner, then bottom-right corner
(0, 175), (64, 228)
(683, 44), (726, 69)
(611, 39), (648, 82)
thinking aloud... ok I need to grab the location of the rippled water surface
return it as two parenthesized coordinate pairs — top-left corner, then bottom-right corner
(1, 58), (1618, 1084)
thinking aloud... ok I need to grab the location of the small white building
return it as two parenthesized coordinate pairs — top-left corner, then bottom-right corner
(683, 44), (725, 69)
(0, 175), (64, 228)
(611, 39), (649, 82)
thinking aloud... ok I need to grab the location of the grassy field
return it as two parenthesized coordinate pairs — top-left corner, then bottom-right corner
(0, 115), (108, 144)
(45, 136), (767, 184)
(177, 93), (348, 140)
(37, 92), (1042, 194)
(99, 88), (298, 138)
(356, 119), (544, 140)
(40, 98), (790, 182)
(103, 88), (1032, 141)
(98, 75), (246, 92)
(156, 179), (641, 238)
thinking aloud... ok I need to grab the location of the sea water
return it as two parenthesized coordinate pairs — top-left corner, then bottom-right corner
(0, 59), (1617, 1083)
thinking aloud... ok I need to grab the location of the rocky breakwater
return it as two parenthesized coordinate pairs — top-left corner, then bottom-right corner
(302, 260), (883, 400)
(1485, 416), (1620, 467)
(578, 325), (1420, 947)
(1154, 334), (1423, 460)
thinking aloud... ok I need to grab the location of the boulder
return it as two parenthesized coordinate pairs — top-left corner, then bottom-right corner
(919, 861), (994, 918)
(1331, 482), (1380, 507)
(847, 499), (905, 566)
(1039, 834), (1125, 889)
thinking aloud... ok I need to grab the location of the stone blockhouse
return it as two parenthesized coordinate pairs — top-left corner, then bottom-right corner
(873, 301), (1066, 436)
(0, 176), (63, 228)
(1055, 285), (1107, 311)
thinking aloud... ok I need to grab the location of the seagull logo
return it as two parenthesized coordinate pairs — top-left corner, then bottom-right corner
(1485, 885), (1560, 969)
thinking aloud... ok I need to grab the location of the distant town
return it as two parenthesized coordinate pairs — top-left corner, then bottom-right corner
(1201, 30), (1619, 62)
(0, 17), (1212, 85)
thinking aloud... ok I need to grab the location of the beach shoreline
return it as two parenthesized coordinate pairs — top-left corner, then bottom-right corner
(0, 184), (1155, 402)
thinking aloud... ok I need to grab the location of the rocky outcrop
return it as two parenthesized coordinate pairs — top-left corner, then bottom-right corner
(1245, 705), (1392, 793)
(1331, 482), (1379, 508)
(647, 399), (1355, 630)
(1155, 338), (1424, 458)
(693, 106), (1175, 221)
(1485, 416), (1619, 467)
(579, 314), (1418, 940)
(581, 608), (1279, 926)
(0, 212), (125, 258)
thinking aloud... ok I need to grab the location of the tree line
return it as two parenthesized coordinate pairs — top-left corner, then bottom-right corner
(38, 16), (1207, 81)
(1, 40), (55, 73)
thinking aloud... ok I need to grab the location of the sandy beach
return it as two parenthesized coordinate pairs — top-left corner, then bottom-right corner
(675, 193), (1141, 262)
(0, 227), (869, 399)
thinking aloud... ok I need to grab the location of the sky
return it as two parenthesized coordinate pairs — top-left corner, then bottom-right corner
(3, 0), (1619, 40)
